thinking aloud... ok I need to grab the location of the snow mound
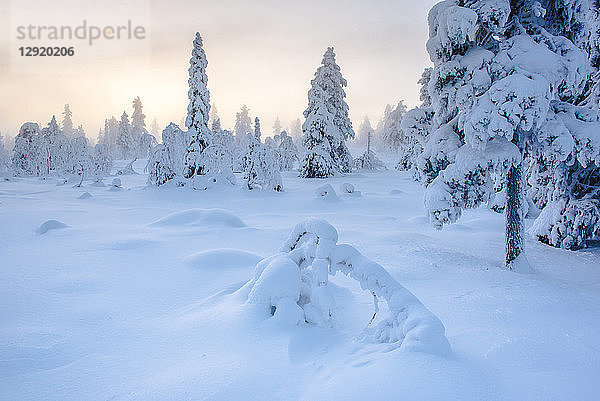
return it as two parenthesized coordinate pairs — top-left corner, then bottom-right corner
(91, 180), (106, 187)
(315, 184), (339, 200)
(243, 218), (451, 355)
(149, 209), (246, 228)
(185, 248), (262, 270)
(78, 192), (93, 199)
(111, 178), (122, 187)
(37, 220), (69, 234)
(340, 183), (354, 194)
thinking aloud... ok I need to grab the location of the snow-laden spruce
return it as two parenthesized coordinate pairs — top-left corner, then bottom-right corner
(420, 0), (599, 267)
(117, 111), (136, 160)
(242, 219), (451, 355)
(300, 84), (338, 178)
(147, 33), (233, 188)
(184, 32), (212, 179)
(300, 47), (354, 177)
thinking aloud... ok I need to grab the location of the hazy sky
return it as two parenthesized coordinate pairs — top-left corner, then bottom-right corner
(0, 0), (438, 139)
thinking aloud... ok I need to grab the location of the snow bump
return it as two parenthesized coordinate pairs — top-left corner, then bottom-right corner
(37, 219), (69, 234)
(149, 208), (246, 228)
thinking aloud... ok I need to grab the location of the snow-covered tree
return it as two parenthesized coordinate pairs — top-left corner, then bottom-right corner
(374, 104), (392, 148)
(381, 101), (407, 152)
(356, 116), (373, 147)
(354, 131), (385, 170)
(93, 143), (113, 178)
(138, 132), (157, 159)
(277, 131), (298, 170)
(235, 105), (252, 138)
(147, 122), (191, 186)
(12, 123), (41, 175)
(197, 144), (236, 187)
(184, 32), (212, 179)
(233, 105), (253, 160)
(399, 107), (434, 174)
(422, 0), (599, 268)
(243, 131), (283, 191)
(272, 117), (282, 137)
(75, 125), (85, 138)
(61, 104), (75, 138)
(70, 136), (94, 185)
(211, 117), (235, 151)
(98, 116), (120, 158)
(150, 118), (160, 139)
(302, 47), (354, 174)
(131, 96), (147, 154)
(42, 115), (70, 174)
(147, 144), (174, 186)
(0, 131), (9, 174)
(209, 104), (219, 127)
(300, 83), (337, 178)
(116, 111), (135, 159)
(290, 117), (302, 142)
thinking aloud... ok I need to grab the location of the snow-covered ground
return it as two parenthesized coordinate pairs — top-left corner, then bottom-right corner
(1, 158), (599, 401)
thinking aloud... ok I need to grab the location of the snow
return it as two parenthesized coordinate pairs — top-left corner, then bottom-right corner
(149, 208), (246, 228)
(37, 219), (69, 234)
(1, 160), (600, 400)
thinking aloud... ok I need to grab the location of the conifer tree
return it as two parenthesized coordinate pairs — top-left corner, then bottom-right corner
(184, 32), (212, 178)
(422, 0), (599, 269)
(300, 47), (353, 177)
(61, 104), (75, 138)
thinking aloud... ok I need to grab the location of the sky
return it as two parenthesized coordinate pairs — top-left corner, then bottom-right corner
(0, 0), (438, 140)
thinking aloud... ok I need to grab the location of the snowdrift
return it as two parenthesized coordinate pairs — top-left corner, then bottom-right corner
(149, 208), (246, 228)
(243, 218), (451, 355)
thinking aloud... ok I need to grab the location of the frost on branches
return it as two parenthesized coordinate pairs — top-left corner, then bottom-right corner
(242, 219), (451, 355)
(300, 47), (354, 177)
(421, 0), (599, 267)
(184, 32), (212, 179)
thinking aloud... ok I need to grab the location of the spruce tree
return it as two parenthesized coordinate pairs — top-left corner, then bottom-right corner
(184, 32), (212, 178)
(422, 0), (599, 269)
(300, 84), (337, 178)
(61, 104), (74, 138)
(131, 96), (147, 149)
(301, 47), (354, 175)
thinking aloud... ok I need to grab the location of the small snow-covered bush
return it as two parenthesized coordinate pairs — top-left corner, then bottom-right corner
(242, 219), (451, 355)
(315, 184), (338, 200)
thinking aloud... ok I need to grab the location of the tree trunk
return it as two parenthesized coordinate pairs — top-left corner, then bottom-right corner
(505, 161), (524, 268)
(505, 131), (529, 271)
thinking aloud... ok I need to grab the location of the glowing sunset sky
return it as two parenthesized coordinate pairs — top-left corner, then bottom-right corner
(0, 0), (438, 139)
